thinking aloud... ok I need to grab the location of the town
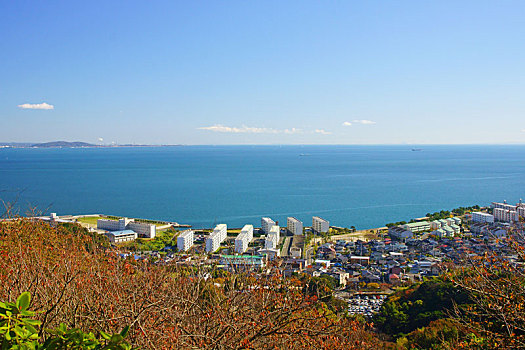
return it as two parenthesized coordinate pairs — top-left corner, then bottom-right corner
(38, 199), (525, 318)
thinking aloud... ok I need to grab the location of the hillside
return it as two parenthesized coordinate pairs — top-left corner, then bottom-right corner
(0, 219), (385, 349)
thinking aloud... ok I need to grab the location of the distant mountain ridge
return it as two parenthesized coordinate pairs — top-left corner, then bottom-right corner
(30, 141), (96, 148)
(0, 141), (183, 148)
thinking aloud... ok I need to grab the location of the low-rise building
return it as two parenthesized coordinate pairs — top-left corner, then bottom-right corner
(450, 224), (461, 235)
(349, 256), (370, 265)
(219, 255), (264, 271)
(290, 247), (302, 258)
(388, 226), (413, 240)
(312, 216), (329, 234)
(127, 221), (156, 239)
(443, 226), (455, 237)
(471, 212), (494, 223)
(287, 217), (303, 235)
(402, 221), (431, 233)
(97, 217), (156, 238)
(430, 220), (441, 230)
(432, 228), (446, 238)
(105, 230), (137, 244)
(177, 230), (194, 252)
(438, 219), (449, 227)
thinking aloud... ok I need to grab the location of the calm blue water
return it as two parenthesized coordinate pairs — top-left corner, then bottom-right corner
(1, 145), (524, 229)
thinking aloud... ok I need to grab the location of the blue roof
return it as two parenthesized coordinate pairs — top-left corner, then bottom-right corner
(110, 230), (136, 237)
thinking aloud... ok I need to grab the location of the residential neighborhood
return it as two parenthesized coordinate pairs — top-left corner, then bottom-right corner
(35, 199), (525, 318)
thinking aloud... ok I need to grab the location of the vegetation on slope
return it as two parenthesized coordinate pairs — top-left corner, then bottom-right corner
(0, 219), (384, 349)
(373, 278), (470, 339)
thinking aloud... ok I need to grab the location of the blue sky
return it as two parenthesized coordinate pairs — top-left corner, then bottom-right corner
(1, 1), (525, 144)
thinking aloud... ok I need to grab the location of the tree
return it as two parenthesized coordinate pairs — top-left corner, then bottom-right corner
(446, 233), (525, 349)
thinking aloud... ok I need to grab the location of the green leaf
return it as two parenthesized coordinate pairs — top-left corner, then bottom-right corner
(16, 292), (31, 312)
(120, 326), (130, 338)
(24, 324), (38, 335)
(22, 318), (41, 327)
(99, 331), (111, 340)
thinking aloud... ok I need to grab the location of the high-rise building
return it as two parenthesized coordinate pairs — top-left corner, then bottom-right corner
(287, 217), (303, 235)
(494, 208), (518, 223)
(265, 225), (280, 249)
(312, 216), (329, 234)
(234, 224), (254, 254)
(177, 230), (194, 252)
(261, 217), (276, 234)
(205, 224), (227, 253)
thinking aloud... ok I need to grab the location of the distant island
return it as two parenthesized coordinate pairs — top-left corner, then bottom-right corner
(0, 141), (183, 148)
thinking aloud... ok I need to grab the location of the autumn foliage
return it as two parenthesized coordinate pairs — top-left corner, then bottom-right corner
(446, 235), (525, 349)
(0, 219), (385, 349)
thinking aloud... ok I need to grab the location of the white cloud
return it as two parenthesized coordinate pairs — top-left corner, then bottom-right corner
(198, 125), (278, 134)
(283, 128), (302, 134)
(98, 138), (104, 142)
(18, 102), (54, 110)
(352, 119), (376, 125)
(522, 129), (525, 132)
(315, 129), (332, 135)
(342, 121), (352, 127)
(198, 124), (303, 134)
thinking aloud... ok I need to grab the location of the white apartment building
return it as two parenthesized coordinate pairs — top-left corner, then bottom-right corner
(97, 217), (156, 238)
(492, 201), (517, 211)
(177, 230), (194, 252)
(235, 224), (254, 254)
(471, 212), (494, 223)
(287, 217), (303, 235)
(494, 208), (518, 223)
(205, 224), (227, 253)
(518, 206), (525, 219)
(430, 221), (441, 230)
(312, 216), (329, 234)
(445, 218), (455, 226)
(450, 224), (461, 235)
(265, 225), (280, 249)
(261, 217), (276, 234)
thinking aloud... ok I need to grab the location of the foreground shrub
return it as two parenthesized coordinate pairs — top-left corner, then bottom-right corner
(0, 291), (131, 349)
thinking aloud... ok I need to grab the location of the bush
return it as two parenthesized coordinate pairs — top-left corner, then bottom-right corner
(0, 292), (132, 349)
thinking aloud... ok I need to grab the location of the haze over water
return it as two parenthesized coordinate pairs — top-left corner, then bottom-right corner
(1, 145), (524, 229)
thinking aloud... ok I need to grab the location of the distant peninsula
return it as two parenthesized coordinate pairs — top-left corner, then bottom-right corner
(0, 141), (183, 148)
(31, 141), (96, 148)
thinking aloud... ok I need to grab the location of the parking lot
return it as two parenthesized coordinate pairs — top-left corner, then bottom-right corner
(347, 294), (386, 317)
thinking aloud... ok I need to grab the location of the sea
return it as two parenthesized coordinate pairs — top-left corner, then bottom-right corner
(1, 145), (524, 230)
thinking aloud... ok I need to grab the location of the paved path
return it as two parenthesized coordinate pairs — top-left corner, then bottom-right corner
(281, 236), (291, 257)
